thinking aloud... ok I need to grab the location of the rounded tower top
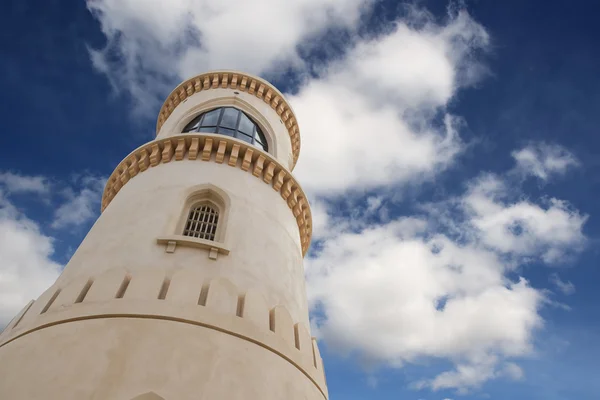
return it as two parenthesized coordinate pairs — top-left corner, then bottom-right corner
(156, 70), (301, 169)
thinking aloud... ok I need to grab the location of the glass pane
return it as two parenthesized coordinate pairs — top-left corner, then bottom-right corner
(255, 129), (267, 147)
(183, 115), (201, 132)
(200, 108), (221, 126)
(218, 127), (235, 136)
(257, 141), (268, 151)
(237, 133), (253, 144)
(199, 126), (217, 133)
(220, 107), (239, 129)
(238, 113), (255, 135)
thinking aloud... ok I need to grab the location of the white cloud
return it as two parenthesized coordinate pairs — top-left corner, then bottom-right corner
(0, 171), (107, 232)
(310, 198), (333, 241)
(292, 9), (488, 193)
(307, 215), (543, 392)
(501, 362), (524, 381)
(88, 1), (489, 193)
(86, 0), (371, 114)
(0, 172), (107, 328)
(549, 273), (575, 295)
(422, 359), (524, 393)
(0, 172), (49, 194)
(307, 154), (587, 392)
(425, 357), (497, 392)
(52, 175), (106, 229)
(0, 190), (61, 328)
(463, 174), (587, 264)
(292, 86), (463, 193)
(511, 142), (579, 182)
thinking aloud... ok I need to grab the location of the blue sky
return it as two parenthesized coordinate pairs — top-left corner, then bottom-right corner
(1, 1), (600, 399)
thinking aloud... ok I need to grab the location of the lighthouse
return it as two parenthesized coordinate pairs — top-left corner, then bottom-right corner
(0, 71), (327, 400)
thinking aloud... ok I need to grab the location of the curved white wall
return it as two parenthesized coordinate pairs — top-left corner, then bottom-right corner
(0, 267), (327, 399)
(0, 318), (325, 399)
(62, 158), (309, 326)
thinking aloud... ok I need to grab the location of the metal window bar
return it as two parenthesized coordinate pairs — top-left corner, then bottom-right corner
(183, 205), (219, 241)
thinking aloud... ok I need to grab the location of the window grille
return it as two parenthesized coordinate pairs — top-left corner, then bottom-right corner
(183, 204), (219, 241)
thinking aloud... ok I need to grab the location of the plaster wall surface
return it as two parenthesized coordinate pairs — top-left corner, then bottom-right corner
(61, 158), (309, 326)
(0, 318), (324, 400)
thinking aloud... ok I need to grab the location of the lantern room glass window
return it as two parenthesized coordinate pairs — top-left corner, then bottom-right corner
(183, 107), (268, 152)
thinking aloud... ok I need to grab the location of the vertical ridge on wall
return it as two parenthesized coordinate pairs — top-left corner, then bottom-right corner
(50, 277), (93, 311)
(157, 277), (171, 300)
(75, 279), (95, 304)
(40, 288), (61, 314)
(0, 300), (33, 339)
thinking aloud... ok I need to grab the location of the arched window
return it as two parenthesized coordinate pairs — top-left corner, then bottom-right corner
(157, 185), (231, 259)
(182, 107), (268, 152)
(183, 203), (219, 241)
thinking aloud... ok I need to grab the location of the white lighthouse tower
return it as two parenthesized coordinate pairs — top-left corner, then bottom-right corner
(0, 71), (327, 400)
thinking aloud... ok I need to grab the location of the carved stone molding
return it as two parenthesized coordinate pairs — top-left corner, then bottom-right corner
(101, 134), (313, 256)
(156, 71), (301, 168)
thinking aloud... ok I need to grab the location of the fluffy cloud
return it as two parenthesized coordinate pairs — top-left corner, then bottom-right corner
(0, 172), (50, 194)
(271, 9), (488, 192)
(0, 190), (61, 328)
(0, 173), (107, 328)
(88, 0), (489, 193)
(87, 0), (371, 114)
(291, 87), (463, 193)
(0, 173), (58, 327)
(463, 174), (587, 263)
(549, 273), (576, 295)
(307, 218), (543, 392)
(52, 175), (106, 229)
(306, 153), (586, 392)
(511, 143), (579, 182)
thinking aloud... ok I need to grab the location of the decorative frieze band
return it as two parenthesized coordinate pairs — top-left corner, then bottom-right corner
(157, 71), (301, 167)
(101, 134), (313, 256)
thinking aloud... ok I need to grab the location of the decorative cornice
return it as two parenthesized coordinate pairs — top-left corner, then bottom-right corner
(0, 269), (327, 399)
(101, 134), (313, 256)
(156, 71), (301, 168)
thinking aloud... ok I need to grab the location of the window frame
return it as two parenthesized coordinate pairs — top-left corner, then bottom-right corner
(157, 185), (231, 260)
(182, 200), (220, 241)
(182, 107), (269, 152)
